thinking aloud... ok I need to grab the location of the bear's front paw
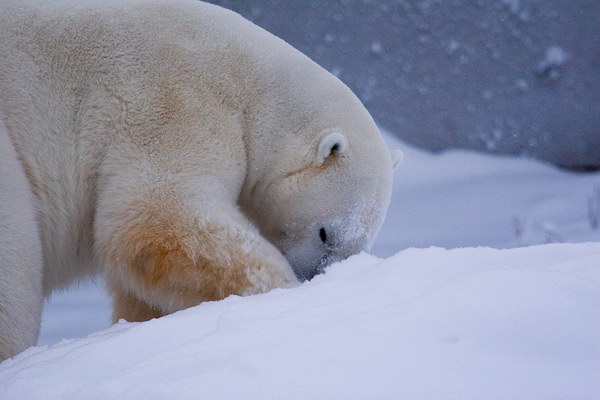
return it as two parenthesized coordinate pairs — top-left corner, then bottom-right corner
(241, 254), (299, 296)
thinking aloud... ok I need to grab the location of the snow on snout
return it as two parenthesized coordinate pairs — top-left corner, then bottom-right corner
(329, 189), (382, 252)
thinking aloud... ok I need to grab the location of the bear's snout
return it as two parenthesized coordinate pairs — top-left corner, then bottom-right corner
(317, 218), (370, 251)
(285, 222), (370, 281)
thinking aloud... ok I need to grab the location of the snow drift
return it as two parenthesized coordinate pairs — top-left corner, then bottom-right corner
(2, 243), (599, 400)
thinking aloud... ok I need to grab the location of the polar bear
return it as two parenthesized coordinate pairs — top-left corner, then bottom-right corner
(0, 0), (402, 360)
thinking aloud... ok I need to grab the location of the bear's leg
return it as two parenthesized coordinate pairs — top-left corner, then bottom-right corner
(0, 123), (44, 360)
(95, 164), (298, 321)
(111, 288), (163, 323)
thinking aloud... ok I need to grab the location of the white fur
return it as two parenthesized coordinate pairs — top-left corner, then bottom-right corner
(0, 120), (44, 359)
(0, 0), (395, 359)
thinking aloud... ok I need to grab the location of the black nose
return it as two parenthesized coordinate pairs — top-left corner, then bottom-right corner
(320, 225), (347, 250)
(319, 227), (328, 244)
(319, 225), (343, 250)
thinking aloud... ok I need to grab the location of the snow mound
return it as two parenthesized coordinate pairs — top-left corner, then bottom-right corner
(2, 243), (600, 399)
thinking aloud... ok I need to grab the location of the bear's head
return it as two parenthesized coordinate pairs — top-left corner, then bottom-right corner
(239, 52), (402, 281)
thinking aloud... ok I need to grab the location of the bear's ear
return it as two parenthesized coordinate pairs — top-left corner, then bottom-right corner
(391, 149), (404, 170)
(317, 132), (347, 164)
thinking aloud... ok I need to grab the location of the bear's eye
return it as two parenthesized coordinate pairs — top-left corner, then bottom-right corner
(317, 131), (347, 165)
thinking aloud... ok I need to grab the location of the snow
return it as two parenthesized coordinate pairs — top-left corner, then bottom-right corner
(374, 132), (600, 254)
(3, 131), (600, 398)
(537, 45), (569, 79)
(369, 40), (383, 54)
(2, 245), (600, 399)
(543, 45), (569, 66)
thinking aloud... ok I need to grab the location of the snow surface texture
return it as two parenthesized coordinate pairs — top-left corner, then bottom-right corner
(374, 133), (600, 254)
(1, 131), (598, 398)
(209, 0), (600, 168)
(2, 244), (600, 399)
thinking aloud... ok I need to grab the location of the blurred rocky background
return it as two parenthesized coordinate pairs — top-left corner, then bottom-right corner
(207, 0), (600, 170)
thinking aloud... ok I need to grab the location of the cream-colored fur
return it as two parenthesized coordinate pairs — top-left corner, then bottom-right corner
(0, 0), (397, 360)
